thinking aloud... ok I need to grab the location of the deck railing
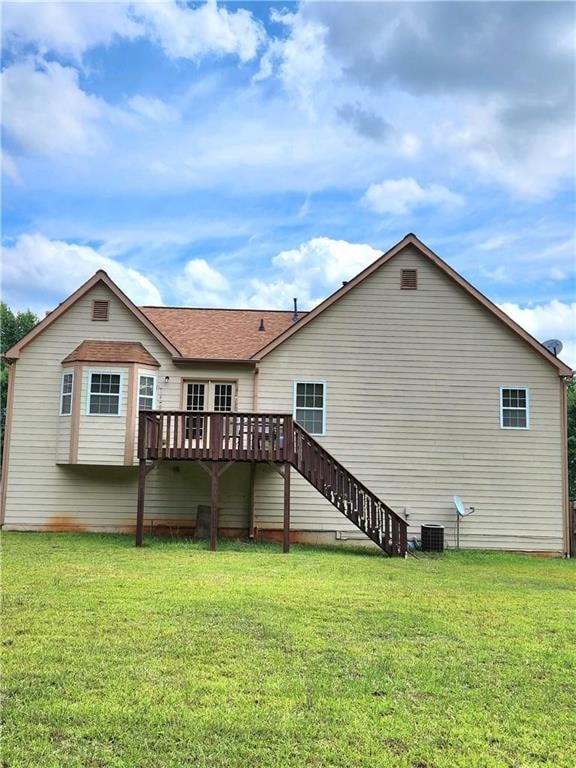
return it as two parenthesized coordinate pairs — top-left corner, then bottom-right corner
(138, 411), (292, 462)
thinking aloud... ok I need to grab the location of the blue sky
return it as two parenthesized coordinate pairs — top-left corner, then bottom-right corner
(2, 1), (575, 365)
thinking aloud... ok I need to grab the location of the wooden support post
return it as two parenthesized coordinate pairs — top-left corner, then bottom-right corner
(136, 459), (146, 547)
(283, 462), (291, 554)
(248, 461), (257, 539)
(210, 469), (219, 552)
(198, 461), (234, 552)
(268, 460), (291, 554)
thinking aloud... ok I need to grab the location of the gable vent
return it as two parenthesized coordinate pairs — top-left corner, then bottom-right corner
(401, 268), (418, 290)
(92, 300), (109, 321)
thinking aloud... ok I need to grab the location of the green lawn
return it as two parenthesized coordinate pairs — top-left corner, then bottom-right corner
(2, 533), (575, 768)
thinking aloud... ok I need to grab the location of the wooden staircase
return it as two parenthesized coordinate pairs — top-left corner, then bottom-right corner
(291, 423), (407, 556)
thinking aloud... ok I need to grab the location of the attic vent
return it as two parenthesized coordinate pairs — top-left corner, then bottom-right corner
(92, 300), (109, 321)
(401, 269), (418, 290)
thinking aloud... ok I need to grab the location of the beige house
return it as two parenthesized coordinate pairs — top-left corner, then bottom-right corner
(2, 234), (573, 556)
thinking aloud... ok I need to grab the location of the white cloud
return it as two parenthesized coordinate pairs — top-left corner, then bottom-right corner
(179, 258), (230, 305)
(133, 0), (265, 62)
(234, 237), (381, 310)
(362, 177), (464, 216)
(477, 234), (519, 252)
(273, 237), (380, 288)
(436, 98), (575, 200)
(257, 9), (331, 111)
(2, 234), (163, 313)
(128, 95), (177, 123)
(2, 0), (265, 64)
(2, 0), (141, 61)
(269, 2), (575, 198)
(1, 59), (106, 155)
(499, 300), (576, 368)
(169, 237), (382, 311)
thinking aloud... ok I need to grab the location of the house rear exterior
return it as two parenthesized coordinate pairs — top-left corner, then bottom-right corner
(2, 235), (573, 555)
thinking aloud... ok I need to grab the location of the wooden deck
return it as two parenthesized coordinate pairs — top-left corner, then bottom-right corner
(136, 411), (408, 557)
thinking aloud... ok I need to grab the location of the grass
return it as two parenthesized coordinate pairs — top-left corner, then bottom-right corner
(2, 533), (575, 768)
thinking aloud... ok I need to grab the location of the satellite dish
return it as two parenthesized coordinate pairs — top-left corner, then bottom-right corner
(453, 495), (475, 548)
(542, 339), (563, 357)
(454, 496), (466, 517)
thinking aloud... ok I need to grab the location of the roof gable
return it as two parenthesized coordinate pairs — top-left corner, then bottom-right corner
(4, 271), (180, 361)
(252, 234), (573, 377)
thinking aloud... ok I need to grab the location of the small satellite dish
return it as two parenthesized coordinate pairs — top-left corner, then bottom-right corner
(454, 496), (466, 517)
(542, 339), (563, 357)
(453, 495), (475, 548)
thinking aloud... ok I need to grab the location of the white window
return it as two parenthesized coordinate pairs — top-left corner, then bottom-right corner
(88, 372), (122, 415)
(60, 371), (74, 416)
(138, 374), (156, 411)
(294, 381), (325, 435)
(500, 387), (529, 429)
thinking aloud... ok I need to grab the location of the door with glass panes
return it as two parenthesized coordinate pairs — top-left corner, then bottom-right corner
(184, 381), (236, 441)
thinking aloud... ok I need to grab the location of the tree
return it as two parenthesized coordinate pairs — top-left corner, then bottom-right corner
(568, 379), (576, 499)
(1, 303), (39, 457)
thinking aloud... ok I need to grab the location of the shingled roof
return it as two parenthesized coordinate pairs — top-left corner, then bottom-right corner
(62, 341), (160, 367)
(140, 307), (304, 360)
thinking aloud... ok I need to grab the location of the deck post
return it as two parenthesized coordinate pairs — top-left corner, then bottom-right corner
(136, 458), (146, 547)
(248, 461), (257, 539)
(210, 465), (219, 552)
(198, 461), (234, 552)
(283, 462), (291, 553)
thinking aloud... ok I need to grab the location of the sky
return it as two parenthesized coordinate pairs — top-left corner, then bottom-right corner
(1, 0), (575, 366)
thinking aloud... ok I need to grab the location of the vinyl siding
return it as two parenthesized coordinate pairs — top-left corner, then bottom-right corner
(254, 245), (565, 552)
(3, 283), (254, 532)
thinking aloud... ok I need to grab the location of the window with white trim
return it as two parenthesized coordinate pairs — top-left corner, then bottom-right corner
(88, 372), (121, 415)
(138, 374), (156, 411)
(294, 382), (325, 435)
(60, 371), (74, 415)
(500, 387), (529, 429)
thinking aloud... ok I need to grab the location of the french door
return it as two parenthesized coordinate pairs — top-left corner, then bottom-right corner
(184, 381), (236, 440)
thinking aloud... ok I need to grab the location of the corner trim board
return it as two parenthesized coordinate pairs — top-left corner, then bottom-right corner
(560, 379), (570, 555)
(124, 364), (138, 465)
(0, 363), (17, 525)
(69, 363), (83, 464)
